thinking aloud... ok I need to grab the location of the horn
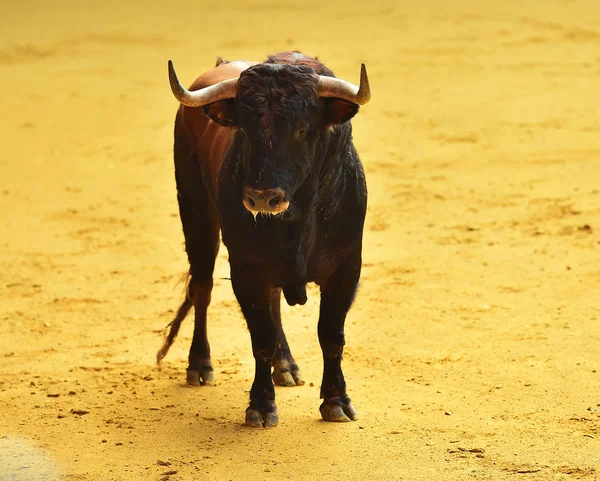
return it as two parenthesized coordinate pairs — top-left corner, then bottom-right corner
(168, 60), (238, 107)
(317, 63), (371, 105)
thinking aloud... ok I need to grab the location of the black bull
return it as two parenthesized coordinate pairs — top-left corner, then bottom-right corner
(157, 51), (371, 427)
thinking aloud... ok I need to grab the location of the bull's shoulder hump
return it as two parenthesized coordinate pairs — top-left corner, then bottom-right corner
(189, 60), (259, 91)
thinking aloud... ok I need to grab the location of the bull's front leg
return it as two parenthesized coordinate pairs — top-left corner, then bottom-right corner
(231, 262), (279, 428)
(318, 254), (361, 422)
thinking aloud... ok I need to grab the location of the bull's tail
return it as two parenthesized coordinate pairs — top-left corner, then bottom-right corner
(156, 295), (193, 365)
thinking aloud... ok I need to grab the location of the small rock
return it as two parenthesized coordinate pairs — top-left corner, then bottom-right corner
(161, 470), (178, 476)
(68, 391), (77, 396)
(220, 369), (239, 375)
(57, 414), (66, 419)
(157, 460), (171, 466)
(47, 393), (60, 398)
(445, 411), (452, 416)
(71, 409), (90, 415)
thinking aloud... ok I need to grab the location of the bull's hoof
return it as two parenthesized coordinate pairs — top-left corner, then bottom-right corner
(186, 366), (214, 386)
(320, 395), (358, 422)
(272, 359), (305, 387)
(245, 401), (279, 428)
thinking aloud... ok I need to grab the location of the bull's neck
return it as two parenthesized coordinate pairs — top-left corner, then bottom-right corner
(313, 123), (355, 203)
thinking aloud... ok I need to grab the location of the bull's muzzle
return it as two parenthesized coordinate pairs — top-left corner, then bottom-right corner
(243, 187), (289, 216)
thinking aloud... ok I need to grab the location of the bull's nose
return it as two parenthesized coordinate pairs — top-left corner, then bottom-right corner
(243, 187), (289, 214)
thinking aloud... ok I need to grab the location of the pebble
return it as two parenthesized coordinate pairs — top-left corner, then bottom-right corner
(71, 409), (89, 415)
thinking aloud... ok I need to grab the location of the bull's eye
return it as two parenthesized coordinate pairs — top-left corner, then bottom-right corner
(297, 127), (308, 137)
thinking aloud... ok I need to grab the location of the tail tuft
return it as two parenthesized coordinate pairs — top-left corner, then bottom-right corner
(156, 296), (193, 365)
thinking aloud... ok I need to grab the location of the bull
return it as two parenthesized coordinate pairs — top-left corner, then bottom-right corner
(157, 51), (371, 427)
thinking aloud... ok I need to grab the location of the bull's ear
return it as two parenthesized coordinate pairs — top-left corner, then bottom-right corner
(202, 99), (237, 127)
(323, 98), (360, 126)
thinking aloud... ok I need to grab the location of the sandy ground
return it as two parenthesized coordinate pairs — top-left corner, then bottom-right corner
(1, 0), (600, 479)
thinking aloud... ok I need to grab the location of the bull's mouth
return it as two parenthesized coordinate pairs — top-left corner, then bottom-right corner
(243, 187), (290, 218)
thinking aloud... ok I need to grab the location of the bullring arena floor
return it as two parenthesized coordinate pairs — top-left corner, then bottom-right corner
(1, 0), (599, 479)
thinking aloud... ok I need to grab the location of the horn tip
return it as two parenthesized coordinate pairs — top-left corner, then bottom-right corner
(167, 60), (183, 99)
(358, 63), (371, 104)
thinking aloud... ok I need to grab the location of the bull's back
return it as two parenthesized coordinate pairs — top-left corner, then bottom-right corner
(176, 60), (257, 197)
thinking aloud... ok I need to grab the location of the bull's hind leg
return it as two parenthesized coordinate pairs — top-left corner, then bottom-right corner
(162, 109), (220, 386)
(158, 187), (220, 385)
(270, 288), (305, 386)
(317, 255), (361, 422)
(179, 185), (220, 385)
(158, 269), (217, 386)
(185, 267), (218, 386)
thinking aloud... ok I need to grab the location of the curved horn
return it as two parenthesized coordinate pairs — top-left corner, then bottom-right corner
(317, 63), (371, 105)
(168, 60), (238, 107)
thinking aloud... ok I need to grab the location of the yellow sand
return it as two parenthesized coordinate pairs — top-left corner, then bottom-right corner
(1, 0), (599, 479)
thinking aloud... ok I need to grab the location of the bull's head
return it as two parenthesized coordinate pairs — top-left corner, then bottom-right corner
(168, 58), (371, 217)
